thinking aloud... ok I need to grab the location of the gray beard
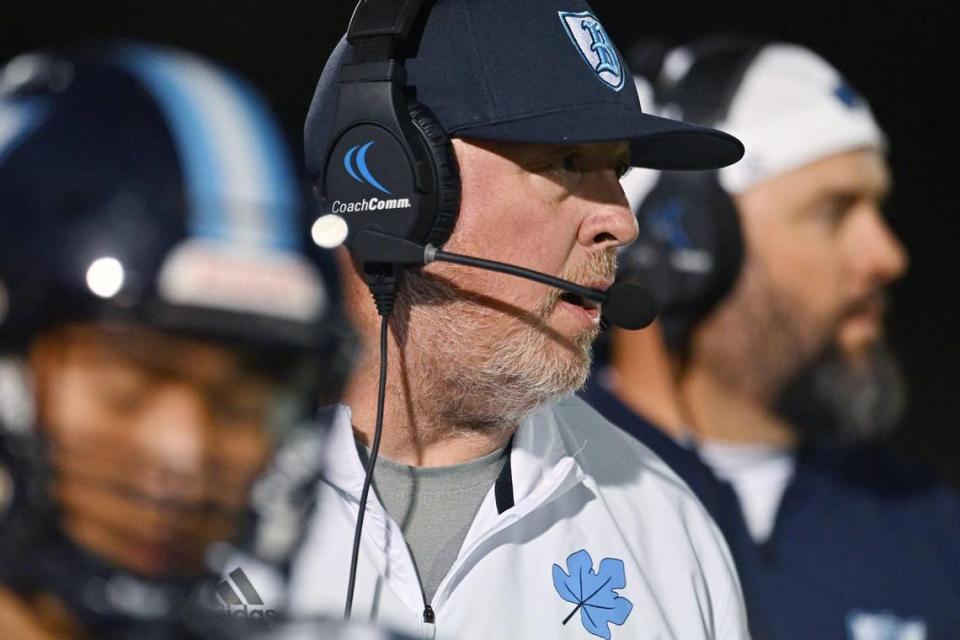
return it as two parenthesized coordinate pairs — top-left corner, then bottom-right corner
(695, 258), (906, 443)
(776, 341), (908, 443)
(392, 265), (601, 435)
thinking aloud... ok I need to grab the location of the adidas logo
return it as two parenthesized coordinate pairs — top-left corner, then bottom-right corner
(216, 568), (278, 620)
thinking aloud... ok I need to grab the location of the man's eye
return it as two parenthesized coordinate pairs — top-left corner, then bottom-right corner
(547, 154), (578, 174)
(817, 198), (853, 230)
(99, 381), (149, 415)
(211, 385), (273, 426)
(541, 153), (584, 192)
(90, 365), (151, 415)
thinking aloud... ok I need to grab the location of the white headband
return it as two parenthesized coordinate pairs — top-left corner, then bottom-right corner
(716, 44), (886, 194)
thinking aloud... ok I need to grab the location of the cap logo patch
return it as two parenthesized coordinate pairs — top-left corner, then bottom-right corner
(833, 81), (863, 109)
(558, 11), (624, 92)
(846, 610), (926, 640)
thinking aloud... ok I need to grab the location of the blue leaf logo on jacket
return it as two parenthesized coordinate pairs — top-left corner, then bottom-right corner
(552, 549), (633, 638)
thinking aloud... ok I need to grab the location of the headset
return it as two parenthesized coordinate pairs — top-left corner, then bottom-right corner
(621, 36), (767, 352)
(316, 0), (657, 619)
(322, 0), (458, 305)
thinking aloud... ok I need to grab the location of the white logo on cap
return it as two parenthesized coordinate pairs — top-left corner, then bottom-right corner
(558, 11), (624, 91)
(846, 610), (926, 640)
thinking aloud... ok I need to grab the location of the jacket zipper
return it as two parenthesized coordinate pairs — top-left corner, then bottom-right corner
(421, 603), (436, 638)
(429, 458), (581, 614)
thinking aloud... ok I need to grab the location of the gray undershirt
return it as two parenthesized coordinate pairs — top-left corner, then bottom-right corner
(357, 442), (508, 604)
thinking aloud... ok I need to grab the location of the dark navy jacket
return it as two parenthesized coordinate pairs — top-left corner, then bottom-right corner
(580, 376), (960, 640)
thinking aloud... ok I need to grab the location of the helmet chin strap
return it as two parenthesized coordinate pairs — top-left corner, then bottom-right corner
(0, 357), (36, 436)
(0, 356), (54, 567)
(13, 533), (192, 618)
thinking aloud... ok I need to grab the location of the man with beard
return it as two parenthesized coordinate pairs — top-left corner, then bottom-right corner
(583, 38), (960, 639)
(234, 2), (755, 639)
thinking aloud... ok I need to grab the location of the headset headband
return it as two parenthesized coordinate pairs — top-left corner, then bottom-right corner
(347, 0), (429, 51)
(660, 40), (764, 128)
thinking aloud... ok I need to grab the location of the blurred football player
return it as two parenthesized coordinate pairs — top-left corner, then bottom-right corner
(0, 44), (352, 638)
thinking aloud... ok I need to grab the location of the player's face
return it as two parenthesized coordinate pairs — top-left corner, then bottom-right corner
(395, 139), (637, 427)
(31, 324), (285, 577)
(735, 148), (907, 363)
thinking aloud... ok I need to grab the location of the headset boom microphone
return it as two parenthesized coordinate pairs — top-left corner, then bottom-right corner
(351, 229), (658, 330)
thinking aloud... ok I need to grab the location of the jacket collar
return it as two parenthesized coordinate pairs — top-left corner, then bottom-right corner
(320, 401), (585, 513)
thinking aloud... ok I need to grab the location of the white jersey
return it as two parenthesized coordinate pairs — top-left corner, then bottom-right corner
(240, 395), (749, 640)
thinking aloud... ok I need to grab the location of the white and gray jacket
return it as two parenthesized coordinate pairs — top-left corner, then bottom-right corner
(240, 395), (750, 640)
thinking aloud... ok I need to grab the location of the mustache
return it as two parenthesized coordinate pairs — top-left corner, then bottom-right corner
(401, 249), (618, 321)
(537, 250), (618, 316)
(840, 289), (889, 321)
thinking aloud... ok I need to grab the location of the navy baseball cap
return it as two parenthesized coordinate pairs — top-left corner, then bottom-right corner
(305, 0), (743, 177)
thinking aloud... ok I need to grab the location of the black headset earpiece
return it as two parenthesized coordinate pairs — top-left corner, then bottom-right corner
(321, 0), (459, 283)
(406, 98), (460, 248)
(623, 170), (743, 350)
(624, 37), (766, 350)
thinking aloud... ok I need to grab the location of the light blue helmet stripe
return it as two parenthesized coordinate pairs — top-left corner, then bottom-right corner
(0, 97), (52, 165)
(220, 71), (300, 248)
(119, 45), (300, 249)
(119, 47), (224, 242)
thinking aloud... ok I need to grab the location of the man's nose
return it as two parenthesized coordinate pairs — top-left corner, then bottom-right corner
(578, 175), (640, 251)
(134, 384), (214, 489)
(852, 208), (909, 287)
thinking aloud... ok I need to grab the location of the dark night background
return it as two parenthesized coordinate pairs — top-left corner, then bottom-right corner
(3, 1), (957, 482)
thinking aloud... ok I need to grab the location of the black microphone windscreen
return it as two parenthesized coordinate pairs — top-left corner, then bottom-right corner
(604, 282), (659, 330)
